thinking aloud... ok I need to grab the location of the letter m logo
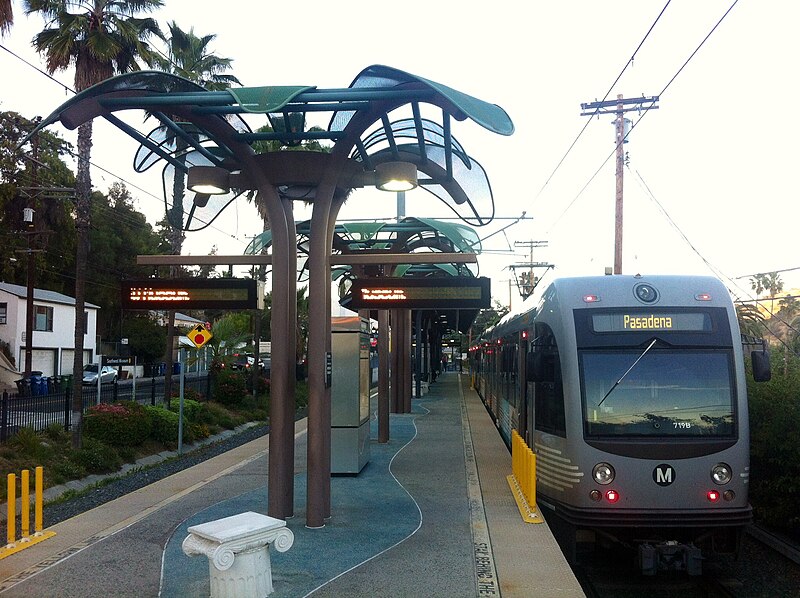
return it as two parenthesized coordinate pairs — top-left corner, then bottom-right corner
(653, 464), (675, 487)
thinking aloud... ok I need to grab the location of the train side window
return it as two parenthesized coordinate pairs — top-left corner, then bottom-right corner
(533, 323), (567, 437)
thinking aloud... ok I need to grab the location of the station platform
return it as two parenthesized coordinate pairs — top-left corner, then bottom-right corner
(0, 372), (584, 597)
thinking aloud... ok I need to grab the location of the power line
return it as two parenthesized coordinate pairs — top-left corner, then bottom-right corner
(531, 1), (672, 204)
(1, 41), (251, 247)
(548, 0), (739, 232)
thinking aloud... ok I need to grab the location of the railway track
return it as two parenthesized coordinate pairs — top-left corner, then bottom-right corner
(573, 525), (800, 598)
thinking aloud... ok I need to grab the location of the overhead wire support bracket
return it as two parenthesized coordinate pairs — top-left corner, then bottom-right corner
(580, 95), (660, 116)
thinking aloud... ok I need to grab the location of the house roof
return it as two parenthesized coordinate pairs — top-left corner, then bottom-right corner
(0, 282), (100, 309)
(174, 312), (203, 323)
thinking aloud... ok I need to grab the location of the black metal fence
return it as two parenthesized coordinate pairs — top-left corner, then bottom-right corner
(0, 373), (212, 443)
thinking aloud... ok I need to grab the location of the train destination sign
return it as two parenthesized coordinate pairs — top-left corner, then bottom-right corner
(592, 311), (712, 333)
(349, 277), (491, 310)
(121, 278), (258, 310)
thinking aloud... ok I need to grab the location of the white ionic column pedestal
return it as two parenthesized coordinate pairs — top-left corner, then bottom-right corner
(182, 511), (294, 597)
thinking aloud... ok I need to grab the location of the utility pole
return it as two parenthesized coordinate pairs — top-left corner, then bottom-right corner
(509, 240), (553, 300)
(581, 94), (659, 274)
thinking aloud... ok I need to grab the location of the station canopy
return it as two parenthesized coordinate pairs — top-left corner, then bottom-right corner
(246, 216), (484, 333)
(27, 65), (513, 233)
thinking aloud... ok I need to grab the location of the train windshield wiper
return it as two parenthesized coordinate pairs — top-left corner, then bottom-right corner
(597, 338), (657, 407)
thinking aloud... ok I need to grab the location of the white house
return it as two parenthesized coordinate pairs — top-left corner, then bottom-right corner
(0, 281), (100, 378)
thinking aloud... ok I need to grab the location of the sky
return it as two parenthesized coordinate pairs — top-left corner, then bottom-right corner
(2, 0), (799, 310)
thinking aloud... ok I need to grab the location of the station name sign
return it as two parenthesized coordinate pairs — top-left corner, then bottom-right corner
(349, 277), (491, 310)
(121, 278), (258, 310)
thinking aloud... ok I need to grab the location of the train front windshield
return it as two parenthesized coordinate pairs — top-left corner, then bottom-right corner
(580, 350), (735, 437)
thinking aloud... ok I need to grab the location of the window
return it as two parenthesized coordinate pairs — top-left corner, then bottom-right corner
(580, 350), (735, 438)
(34, 305), (53, 332)
(0, 302), (6, 325)
(534, 323), (567, 437)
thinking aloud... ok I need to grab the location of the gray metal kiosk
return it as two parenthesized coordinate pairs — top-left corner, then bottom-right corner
(331, 316), (371, 474)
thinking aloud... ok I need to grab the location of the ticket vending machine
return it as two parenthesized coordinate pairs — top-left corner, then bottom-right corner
(331, 316), (371, 474)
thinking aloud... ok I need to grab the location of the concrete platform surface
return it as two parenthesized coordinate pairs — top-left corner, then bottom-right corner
(0, 373), (583, 597)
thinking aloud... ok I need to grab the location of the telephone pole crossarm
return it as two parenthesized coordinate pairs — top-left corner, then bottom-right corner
(580, 95), (660, 116)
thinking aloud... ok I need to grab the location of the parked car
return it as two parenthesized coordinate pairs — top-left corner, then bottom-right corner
(229, 353), (255, 370)
(82, 364), (118, 385)
(260, 356), (271, 378)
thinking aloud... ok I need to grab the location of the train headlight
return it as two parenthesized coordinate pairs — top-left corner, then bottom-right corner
(592, 462), (615, 485)
(711, 463), (732, 485)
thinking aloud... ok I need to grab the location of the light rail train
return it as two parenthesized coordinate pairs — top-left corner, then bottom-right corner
(469, 274), (770, 574)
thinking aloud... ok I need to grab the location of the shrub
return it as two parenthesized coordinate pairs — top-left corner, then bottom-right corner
(83, 402), (152, 447)
(168, 398), (203, 421)
(203, 402), (243, 430)
(212, 369), (247, 406)
(146, 406), (179, 444)
(747, 352), (800, 537)
(10, 427), (50, 461)
(71, 437), (122, 474)
(50, 459), (87, 485)
(188, 422), (211, 441)
(146, 406), (191, 444)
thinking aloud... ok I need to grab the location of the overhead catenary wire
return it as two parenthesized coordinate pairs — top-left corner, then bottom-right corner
(547, 0), (740, 232)
(531, 1), (673, 205)
(628, 163), (800, 356)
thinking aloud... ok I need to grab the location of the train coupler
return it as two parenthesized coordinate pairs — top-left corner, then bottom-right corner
(638, 541), (702, 576)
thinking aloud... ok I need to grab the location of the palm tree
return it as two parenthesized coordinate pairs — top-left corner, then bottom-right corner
(24, 0), (163, 448)
(0, 0), (12, 35)
(150, 21), (240, 401)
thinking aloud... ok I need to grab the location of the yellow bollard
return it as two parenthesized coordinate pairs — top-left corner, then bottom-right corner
(526, 449), (537, 508)
(35, 466), (44, 534)
(506, 431), (542, 523)
(21, 469), (30, 539)
(6, 473), (15, 546)
(1, 467), (56, 558)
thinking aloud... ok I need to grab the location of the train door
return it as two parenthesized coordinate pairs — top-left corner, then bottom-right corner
(530, 322), (566, 438)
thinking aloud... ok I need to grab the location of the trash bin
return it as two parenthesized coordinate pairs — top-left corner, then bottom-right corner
(30, 373), (44, 396)
(14, 378), (28, 396)
(159, 362), (166, 376)
(173, 362), (181, 375)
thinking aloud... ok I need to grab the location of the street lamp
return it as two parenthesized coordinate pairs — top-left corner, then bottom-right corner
(375, 161), (418, 192)
(187, 165), (230, 195)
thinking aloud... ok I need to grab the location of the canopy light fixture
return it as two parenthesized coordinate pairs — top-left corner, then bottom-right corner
(375, 161), (418, 192)
(187, 165), (230, 195)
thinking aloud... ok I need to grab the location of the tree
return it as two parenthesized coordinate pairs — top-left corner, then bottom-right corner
(750, 272), (784, 315)
(24, 0), (163, 448)
(120, 314), (166, 364)
(470, 300), (509, 340)
(736, 302), (767, 340)
(0, 0), (12, 35)
(149, 20), (240, 402)
(0, 110), (75, 289)
(89, 182), (161, 338)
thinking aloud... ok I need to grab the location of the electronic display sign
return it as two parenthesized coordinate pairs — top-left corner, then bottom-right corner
(591, 312), (712, 333)
(349, 277), (491, 310)
(121, 278), (258, 310)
